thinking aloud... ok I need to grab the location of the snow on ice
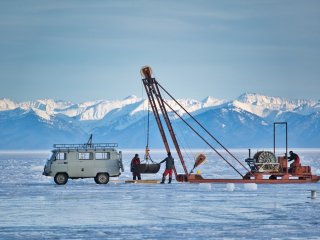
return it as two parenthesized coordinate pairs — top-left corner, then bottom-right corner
(0, 149), (320, 239)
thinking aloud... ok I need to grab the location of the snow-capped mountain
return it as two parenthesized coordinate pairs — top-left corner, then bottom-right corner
(0, 93), (319, 149)
(233, 93), (320, 117)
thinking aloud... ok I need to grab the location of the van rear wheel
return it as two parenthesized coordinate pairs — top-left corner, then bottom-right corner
(95, 173), (109, 184)
(54, 173), (68, 185)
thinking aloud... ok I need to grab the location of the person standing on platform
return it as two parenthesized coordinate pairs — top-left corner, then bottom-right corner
(160, 152), (174, 184)
(131, 154), (141, 180)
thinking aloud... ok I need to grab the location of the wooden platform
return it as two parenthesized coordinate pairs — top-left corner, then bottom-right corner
(125, 180), (160, 184)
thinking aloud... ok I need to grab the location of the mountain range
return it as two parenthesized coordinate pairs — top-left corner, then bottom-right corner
(0, 93), (319, 150)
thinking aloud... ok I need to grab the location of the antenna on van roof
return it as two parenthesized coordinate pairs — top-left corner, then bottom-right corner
(87, 134), (93, 146)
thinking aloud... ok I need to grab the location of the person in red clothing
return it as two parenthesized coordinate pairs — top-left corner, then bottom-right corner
(288, 151), (301, 172)
(160, 152), (174, 184)
(130, 154), (141, 180)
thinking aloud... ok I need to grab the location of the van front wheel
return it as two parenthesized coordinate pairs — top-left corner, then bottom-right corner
(94, 173), (109, 184)
(54, 173), (68, 185)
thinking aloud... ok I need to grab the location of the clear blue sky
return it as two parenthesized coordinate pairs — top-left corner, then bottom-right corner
(1, 0), (320, 102)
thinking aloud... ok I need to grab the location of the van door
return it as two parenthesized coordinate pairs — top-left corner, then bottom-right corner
(67, 152), (82, 178)
(52, 152), (68, 173)
(77, 152), (95, 177)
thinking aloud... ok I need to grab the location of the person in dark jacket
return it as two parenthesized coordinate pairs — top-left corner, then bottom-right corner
(131, 154), (141, 180)
(159, 152), (174, 184)
(288, 151), (301, 171)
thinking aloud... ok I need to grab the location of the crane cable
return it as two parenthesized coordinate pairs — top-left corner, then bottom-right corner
(144, 100), (158, 164)
(157, 81), (253, 176)
(145, 102), (150, 161)
(162, 100), (244, 177)
(172, 112), (194, 165)
(141, 81), (152, 163)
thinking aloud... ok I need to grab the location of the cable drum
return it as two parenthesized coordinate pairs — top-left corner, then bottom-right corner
(254, 151), (277, 163)
(253, 151), (279, 172)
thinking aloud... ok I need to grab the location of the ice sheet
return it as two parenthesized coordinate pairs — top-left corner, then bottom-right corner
(0, 150), (320, 239)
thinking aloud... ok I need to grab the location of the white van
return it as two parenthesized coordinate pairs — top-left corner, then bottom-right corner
(43, 142), (124, 185)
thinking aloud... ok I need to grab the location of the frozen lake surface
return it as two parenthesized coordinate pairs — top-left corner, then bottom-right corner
(1, 149), (320, 239)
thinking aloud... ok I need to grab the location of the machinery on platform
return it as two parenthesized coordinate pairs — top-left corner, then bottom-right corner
(140, 66), (320, 184)
(244, 150), (313, 181)
(241, 122), (317, 182)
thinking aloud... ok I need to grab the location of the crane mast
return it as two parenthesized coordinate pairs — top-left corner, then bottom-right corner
(141, 66), (188, 180)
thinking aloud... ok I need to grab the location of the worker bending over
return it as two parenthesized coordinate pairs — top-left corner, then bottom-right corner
(160, 152), (174, 184)
(288, 151), (301, 172)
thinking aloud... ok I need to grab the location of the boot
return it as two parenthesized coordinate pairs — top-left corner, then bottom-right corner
(168, 177), (172, 184)
(160, 175), (165, 184)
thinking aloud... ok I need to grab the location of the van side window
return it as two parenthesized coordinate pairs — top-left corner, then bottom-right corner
(56, 152), (66, 160)
(96, 152), (110, 160)
(78, 152), (93, 160)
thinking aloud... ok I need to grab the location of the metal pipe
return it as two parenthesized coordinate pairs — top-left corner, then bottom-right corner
(311, 190), (317, 199)
(143, 78), (170, 153)
(286, 122), (288, 159)
(142, 77), (183, 177)
(152, 81), (188, 175)
(274, 122), (288, 156)
(273, 122), (276, 155)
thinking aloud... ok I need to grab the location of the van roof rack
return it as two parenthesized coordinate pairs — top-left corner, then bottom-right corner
(53, 143), (118, 151)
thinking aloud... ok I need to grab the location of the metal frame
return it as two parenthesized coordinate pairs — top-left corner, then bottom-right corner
(142, 77), (188, 178)
(140, 67), (320, 184)
(141, 66), (250, 181)
(53, 143), (118, 151)
(273, 122), (288, 158)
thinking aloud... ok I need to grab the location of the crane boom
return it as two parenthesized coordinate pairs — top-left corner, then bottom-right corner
(141, 67), (189, 179)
